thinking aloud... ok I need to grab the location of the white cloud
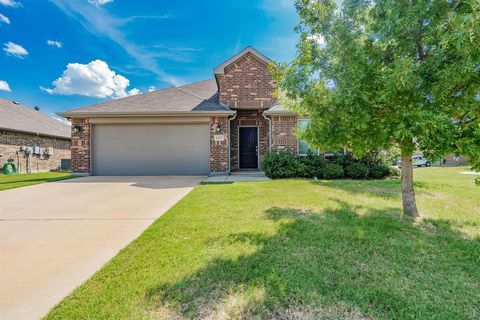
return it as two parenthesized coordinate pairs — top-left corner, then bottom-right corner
(0, 13), (10, 24)
(88, 0), (113, 6)
(0, 80), (11, 91)
(50, 0), (181, 86)
(3, 41), (28, 58)
(47, 40), (63, 48)
(43, 59), (137, 98)
(0, 0), (22, 7)
(147, 86), (156, 92)
(128, 88), (140, 96)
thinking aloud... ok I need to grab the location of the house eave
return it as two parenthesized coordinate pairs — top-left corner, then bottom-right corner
(263, 110), (297, 116)
(57, 110), (236, 119)
(0, 126), (71, 140)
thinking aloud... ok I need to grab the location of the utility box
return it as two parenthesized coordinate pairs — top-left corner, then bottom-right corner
(45, 147), (54, 156)
(34, 145), (41, 155)
(61, 159), (71, 171)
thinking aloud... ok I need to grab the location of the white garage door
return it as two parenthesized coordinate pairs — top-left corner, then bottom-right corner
(92, 123), (210, 175)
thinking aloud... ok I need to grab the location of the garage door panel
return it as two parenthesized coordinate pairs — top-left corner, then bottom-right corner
(93, 124), (209, 175)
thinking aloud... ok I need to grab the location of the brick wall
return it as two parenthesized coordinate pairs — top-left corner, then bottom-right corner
(210, 117), (229, 173)
(0, 130), (70, 174)
(217, 52), (276, 109)
(271, 115), (298, 154)
(230, 110), (269, 170)
(71, 118), (91, 174)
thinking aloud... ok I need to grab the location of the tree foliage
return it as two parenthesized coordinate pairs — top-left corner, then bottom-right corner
(275, 0), (479, 184)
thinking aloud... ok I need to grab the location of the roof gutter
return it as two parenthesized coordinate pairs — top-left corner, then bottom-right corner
(57, 110), (236, 118)
(261, 111), (272, 152)
(227, 112), (237, 173)
(263, 110), (297, 116)
(0, 127), (70, 140)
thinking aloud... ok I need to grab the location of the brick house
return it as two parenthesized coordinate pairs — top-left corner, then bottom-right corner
(0, 99), (71, 173)
(59, 47), (303, 176)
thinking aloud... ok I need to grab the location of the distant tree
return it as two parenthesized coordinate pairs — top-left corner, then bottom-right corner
(275, 0), (479, 217)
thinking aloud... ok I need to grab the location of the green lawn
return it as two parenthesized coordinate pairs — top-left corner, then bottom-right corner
(0, 172), (75, 191)
(45, 167), (479, 320)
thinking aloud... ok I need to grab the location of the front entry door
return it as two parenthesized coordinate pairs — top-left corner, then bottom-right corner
(239, 127), (258, 169)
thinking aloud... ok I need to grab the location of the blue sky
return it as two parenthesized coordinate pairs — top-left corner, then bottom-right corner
(0, 0), (299, 119)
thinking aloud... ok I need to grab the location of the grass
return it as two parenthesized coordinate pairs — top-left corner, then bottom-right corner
(0, 172), (75, 191)
(45, 166), (479, 319)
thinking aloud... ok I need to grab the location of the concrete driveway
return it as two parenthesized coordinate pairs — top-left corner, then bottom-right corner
(0, 176), (204, 320)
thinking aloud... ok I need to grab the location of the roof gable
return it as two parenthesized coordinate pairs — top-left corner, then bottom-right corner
(214, 46), (272, 75)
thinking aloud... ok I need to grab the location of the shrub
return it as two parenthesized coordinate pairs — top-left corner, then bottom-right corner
(298, 152), (326, 178)
(389, 166), (401, 177)
(345, 162), (369, 179)
(368, 163), (391, 179)
(262, 150), (299, 179)
(331, 154), (355, 167)
(323, 163), (344, 179)
(263, 150), (396, 180)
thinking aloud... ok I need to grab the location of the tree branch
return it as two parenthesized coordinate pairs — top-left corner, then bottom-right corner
(452, 0), (462, 11)
(409, 0), (425, 60)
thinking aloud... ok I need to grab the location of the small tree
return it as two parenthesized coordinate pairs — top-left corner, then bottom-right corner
(275, 0), (479, 217)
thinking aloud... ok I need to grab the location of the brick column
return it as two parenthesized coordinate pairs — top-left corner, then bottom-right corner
(71, 118), (91, 174)
(271, 115), (298, 153)
(210, 117), (229, 173)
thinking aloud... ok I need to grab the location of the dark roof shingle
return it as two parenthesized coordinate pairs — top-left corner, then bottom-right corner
(59, 79), (233, 116)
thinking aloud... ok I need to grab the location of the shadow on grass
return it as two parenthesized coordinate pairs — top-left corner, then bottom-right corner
(145, 202), (480, 319)
(311, 179), (437, 200)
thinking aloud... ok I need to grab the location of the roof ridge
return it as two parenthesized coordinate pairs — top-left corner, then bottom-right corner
(174, 87), (206, 101)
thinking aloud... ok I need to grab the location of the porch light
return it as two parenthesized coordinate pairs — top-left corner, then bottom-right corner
(73, 125), (83, 134)
(215, 122), (222, 133)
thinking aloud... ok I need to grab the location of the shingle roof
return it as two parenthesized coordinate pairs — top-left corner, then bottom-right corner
(263, 104), (296, 115)
(58, 78), (234, 117)
(0, 99), (70, 139)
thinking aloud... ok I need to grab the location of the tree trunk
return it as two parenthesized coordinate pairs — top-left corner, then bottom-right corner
(401, 150), (419, 218)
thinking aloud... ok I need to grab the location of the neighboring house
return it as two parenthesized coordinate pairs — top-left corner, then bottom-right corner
(437, 154), (469, 166)
(59, 47), (302, 176)
(0, 99), (71, 173)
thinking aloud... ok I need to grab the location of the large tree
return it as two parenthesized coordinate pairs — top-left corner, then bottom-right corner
(276, 0), (479, 217)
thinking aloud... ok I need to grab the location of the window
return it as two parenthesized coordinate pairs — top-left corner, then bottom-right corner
(297, 119), (318, 156)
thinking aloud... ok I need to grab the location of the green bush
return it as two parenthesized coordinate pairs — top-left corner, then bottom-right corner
(331, 154), (355, 167)
(345, 163), (369, 179)
(389, 166), (401, 177)
(262, 150), (299, 179)
(368, 163), (391, 179)
(323, 163), (344, 179)
(262, 150), (396, 180)
(298, 152), (326, 178)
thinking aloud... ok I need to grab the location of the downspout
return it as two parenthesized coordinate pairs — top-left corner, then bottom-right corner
(262, 111), (272, 151)
(227, 112), (237, 173)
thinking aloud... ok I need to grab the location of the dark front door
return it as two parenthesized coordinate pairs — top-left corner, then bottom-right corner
(239, 127), (258, 169)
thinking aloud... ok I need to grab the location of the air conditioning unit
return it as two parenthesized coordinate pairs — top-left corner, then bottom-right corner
(45, 147), (54, 156)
